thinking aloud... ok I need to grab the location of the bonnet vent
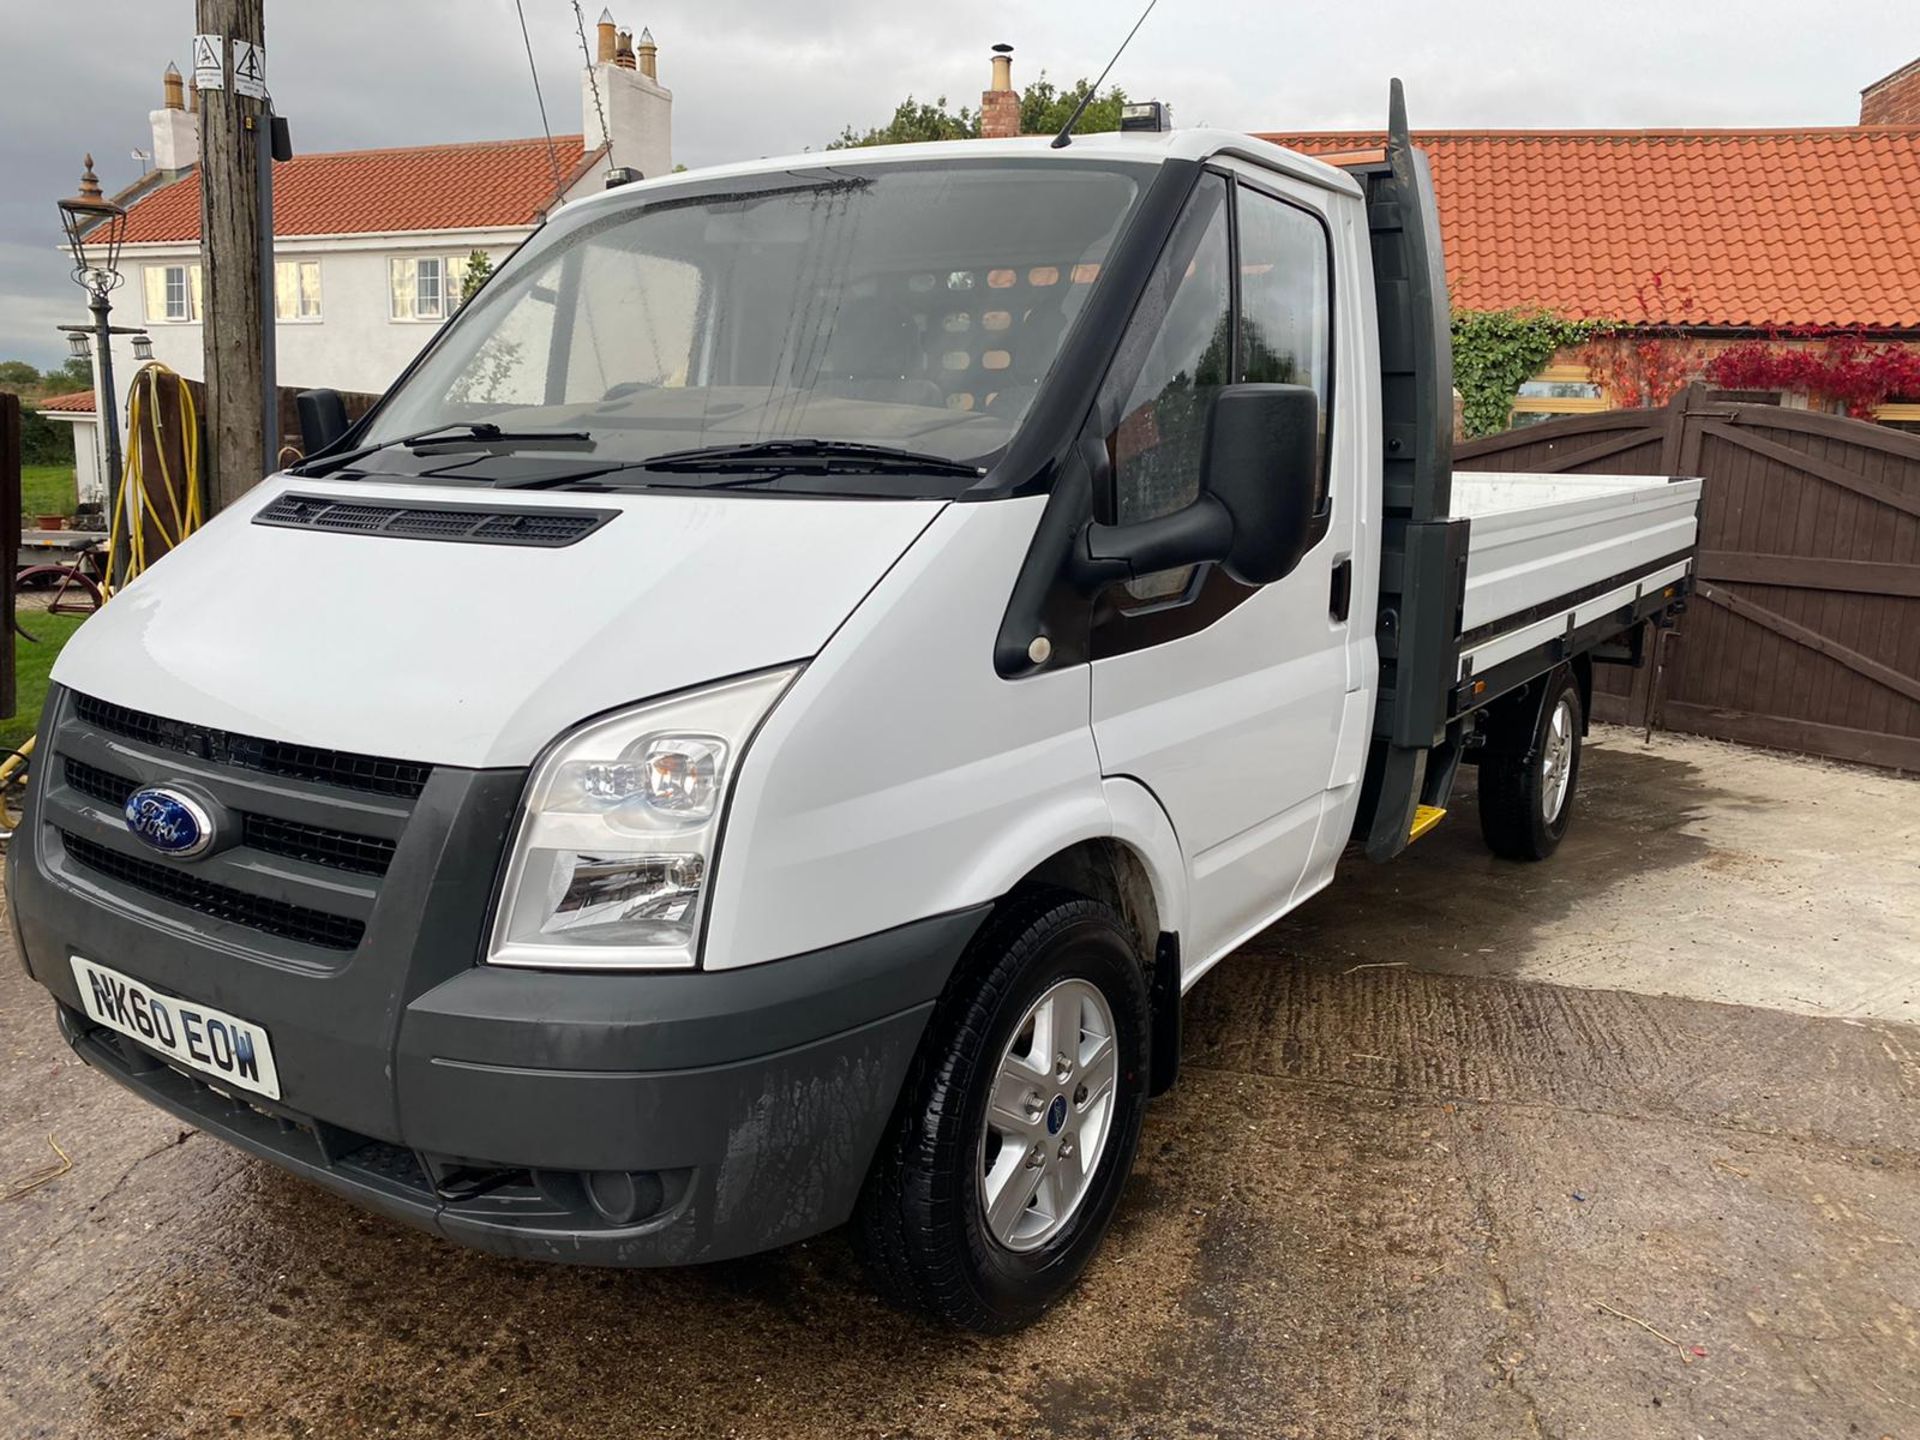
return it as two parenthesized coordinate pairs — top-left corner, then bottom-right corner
(254, 493), (616, 548)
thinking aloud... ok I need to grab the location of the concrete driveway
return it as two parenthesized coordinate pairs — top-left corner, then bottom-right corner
(2, 729), (1916, 1439)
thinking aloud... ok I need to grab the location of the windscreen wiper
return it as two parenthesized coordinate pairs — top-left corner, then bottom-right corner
(289, 423), (593, 477)
(633, 439), (984, 479)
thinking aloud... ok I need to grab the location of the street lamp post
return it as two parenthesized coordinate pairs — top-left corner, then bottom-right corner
(56, 155), (130, 587)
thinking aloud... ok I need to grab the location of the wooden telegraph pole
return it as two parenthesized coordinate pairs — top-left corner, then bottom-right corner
(194, 0), (266, 512)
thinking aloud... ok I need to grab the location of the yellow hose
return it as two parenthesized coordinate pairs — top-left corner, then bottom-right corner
(104, 361), (203, 598)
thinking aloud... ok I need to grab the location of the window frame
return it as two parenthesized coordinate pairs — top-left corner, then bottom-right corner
(1086, 162), (1341, 649)
(1229, 169), (1338, 530)
(273, 258), (323, 322)
(1510, 362), (1608, 426)
(146, 262), (202, 324)
(390, 254), (469, 323)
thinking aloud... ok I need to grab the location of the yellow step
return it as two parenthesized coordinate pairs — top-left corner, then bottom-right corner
(1408, 804), (1447, 842)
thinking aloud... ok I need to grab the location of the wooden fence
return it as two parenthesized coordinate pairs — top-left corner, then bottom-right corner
(1457, 385), (1920, 771)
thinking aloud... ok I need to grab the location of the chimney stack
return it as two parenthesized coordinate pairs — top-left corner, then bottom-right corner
(582, 20), (672, 179)
(981, 44), (1020, 140)
(1861, 56), (1920, 124)
(151, 62), (199, 173)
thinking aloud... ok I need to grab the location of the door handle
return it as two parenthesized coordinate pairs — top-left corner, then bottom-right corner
(1329, 558), (1353, 623)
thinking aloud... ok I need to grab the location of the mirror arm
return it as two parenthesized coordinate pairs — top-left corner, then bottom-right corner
(1072, 495), (1234, 589)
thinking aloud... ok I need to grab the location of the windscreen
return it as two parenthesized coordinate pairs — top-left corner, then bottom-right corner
(362, 160), (1149, 475)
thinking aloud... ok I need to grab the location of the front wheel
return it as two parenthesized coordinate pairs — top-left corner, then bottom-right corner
(852, 890), (1150, 1332)
(1478, 669), (1583, 861)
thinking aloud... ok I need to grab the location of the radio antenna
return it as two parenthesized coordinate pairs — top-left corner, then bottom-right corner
(1050, 0), (1161, 149)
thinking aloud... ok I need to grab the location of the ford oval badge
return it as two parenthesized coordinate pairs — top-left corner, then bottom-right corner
(124, 787), (214, 858)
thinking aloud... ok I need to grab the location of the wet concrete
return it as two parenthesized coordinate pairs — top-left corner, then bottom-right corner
(2, 730), (1916, 1438)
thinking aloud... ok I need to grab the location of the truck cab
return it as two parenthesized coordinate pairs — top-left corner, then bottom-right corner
(11, 97), (1698, 1331)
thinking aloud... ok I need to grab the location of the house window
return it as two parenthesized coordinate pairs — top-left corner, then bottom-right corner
(390, 254), (485, 321)
(144, 263), (203, 323)
(1875, 401), (1920, 434)
(1510, 363), (1607, 428)
(391, 256), (445, 321)
(274, 259), (322, 321)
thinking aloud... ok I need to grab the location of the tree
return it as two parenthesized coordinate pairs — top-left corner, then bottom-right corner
(1018, 75), (1128, 138)
(43, 357), (93, 392)
(459, 250), (495, 307)
(829, 96), (978, 149)
(828, 75), (1126, 149)
(0, 360), (41, 391)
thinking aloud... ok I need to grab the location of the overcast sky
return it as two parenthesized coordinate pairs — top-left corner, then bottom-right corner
(2, 0), (1912, 370)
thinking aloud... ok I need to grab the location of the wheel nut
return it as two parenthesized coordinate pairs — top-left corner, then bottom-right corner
(1027, 1143), (1046, 1168)
(1058, 1136), (1075, 1161)
(1073, 1082), (1088, 1106)
(1055, 1053), (1072, 1082)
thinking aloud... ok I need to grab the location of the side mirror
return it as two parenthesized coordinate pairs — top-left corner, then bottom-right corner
(1077, 382), (1321, 589)
(295, 388), (351, 458)
(1203, 383), (1320, 586)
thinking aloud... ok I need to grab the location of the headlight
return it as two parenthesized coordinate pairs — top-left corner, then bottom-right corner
(487, 667), (799, 970)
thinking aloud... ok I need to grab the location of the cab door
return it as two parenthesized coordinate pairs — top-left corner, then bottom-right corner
(1088, 168), (1352, 978)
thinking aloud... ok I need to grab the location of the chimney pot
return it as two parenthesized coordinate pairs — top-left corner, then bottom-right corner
(637, 27), (657, 80)
(989, 43), (1014, 93)
(615, 28), (636, 69)
(981, 45), (1020, 139)
(596, 10), (617, 63)
(163, 61), (185, 111)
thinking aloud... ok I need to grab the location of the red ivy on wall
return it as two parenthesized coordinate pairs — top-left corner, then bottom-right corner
(1577, 274), (1705, 409)
(1703, 333), (1920, 417)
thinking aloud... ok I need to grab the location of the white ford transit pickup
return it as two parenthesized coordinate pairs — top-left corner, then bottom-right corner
(12, 87), (1699, 1330)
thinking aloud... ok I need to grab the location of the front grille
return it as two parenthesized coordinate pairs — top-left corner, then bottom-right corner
(62, 757), (396, 878)
(255, 493), (614, 548)
(241, 813), (396, 876)
(72, 694), (431, 799)
(60, 830), (368, 951)
(63, 756), (134, 808)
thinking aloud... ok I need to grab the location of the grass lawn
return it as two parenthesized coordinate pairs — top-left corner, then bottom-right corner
(22, 464), (78, 520)
(2, 610), (88, 756)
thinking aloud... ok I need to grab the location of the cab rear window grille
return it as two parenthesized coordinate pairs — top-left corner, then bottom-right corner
(71, 694), (431, 799)
(61, 758), (397, 877)
(59, 831), (367, 951)
(255, 493), (613, 548)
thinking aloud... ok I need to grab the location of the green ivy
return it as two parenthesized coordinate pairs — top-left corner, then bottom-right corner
(1451, 309), (1612, 438)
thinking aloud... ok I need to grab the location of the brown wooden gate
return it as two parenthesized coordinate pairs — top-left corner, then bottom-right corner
(1457, 385), (1920, 771)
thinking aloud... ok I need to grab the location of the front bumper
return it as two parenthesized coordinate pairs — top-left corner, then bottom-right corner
(14, 685), (988, 1264)
(44, 908), (985, 1264)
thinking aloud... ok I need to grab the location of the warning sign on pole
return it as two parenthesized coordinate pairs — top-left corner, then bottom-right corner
(192, 33), (224, 90)
(232, 40), (266, 100)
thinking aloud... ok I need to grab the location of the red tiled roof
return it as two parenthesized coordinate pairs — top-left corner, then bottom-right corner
(119, 135), (593, 243)
(37, 391), (96, 413)
(1264, 128), (1920, 330)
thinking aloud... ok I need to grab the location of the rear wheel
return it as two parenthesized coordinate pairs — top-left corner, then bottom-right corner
(852, 890), (1150, 1332)
(1478, 669), (1583, 861)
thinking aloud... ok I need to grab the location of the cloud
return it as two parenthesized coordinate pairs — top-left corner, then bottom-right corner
(0, 0), (1907, 369)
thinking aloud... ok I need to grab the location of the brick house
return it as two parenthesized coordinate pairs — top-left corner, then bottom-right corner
(1266, 54), (1920, 433)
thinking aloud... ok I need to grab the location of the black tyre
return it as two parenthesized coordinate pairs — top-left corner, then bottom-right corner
(852, 889), (1151, 1332)
(1478, 668), (1583, 861)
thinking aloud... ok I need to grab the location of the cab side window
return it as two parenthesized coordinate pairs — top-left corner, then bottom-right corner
(1236, 185), (1332, 508)
(1103, 174), (1232, 600)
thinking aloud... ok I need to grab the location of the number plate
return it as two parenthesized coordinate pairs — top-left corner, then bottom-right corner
(69, 956), (282, 1100)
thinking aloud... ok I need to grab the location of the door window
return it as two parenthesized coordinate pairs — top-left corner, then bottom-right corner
(1236, 184), (1333, 507)
(1103, 173), (1232, 600)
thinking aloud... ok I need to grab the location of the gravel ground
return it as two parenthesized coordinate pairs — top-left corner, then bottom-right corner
(2, 728), (1915, 1439)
